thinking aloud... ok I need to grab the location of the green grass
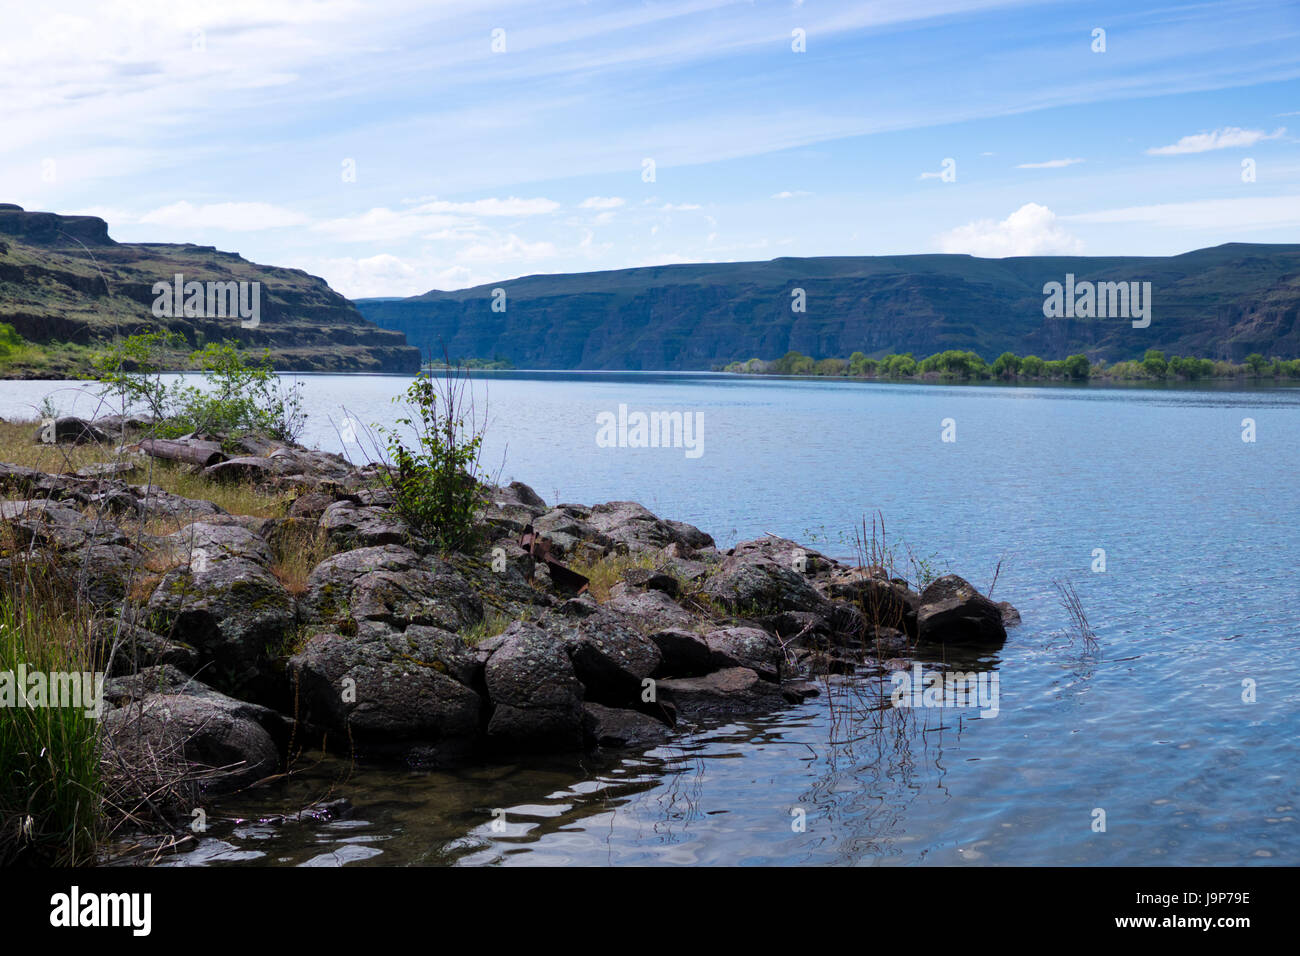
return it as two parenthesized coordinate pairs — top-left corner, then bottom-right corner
(0, 589), (103, 866)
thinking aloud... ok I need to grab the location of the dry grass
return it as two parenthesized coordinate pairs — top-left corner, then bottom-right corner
(268, 520), (336, 596)
(0, 418), (287, 519)
(565, 549), (661, 603)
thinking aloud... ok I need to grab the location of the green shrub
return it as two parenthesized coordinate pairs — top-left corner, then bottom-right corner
(378, 366), (489, 552)
(92, 332), (304, 442)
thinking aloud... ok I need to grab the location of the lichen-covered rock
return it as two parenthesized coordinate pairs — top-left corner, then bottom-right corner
(586, 500), (714, 553)
(605, 583), (697, 632)
(536, 598), (661, 706)
(319, 500), (412, 549)
(704, 626), (783, 681)
(145, 536), (294, 700)
(483, 622), (586, 750)
(288, 628), (483, 757)
(647, 628), (714, 678)
(102, 691), (280, 794)
(701, 546), (831, 616)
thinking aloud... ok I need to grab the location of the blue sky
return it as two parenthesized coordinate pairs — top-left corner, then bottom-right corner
(3, 0), (1298, 296)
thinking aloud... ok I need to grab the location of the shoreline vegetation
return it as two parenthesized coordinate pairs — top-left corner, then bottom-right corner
(721, 349), (1300, 384)
(1, 334), (1019, 866)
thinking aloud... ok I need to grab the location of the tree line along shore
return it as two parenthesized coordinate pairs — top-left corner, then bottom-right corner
(722, 349), (1300, 384)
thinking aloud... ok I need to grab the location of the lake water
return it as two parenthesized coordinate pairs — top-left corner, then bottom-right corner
(4, 372), (1298, 865)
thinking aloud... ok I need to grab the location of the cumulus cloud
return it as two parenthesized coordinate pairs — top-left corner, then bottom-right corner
(771, 190), (811, 199)
(579, 196), (625, 209)
(936, 202), (1083, 257)
(139, 200), (308, 231)
(1146, 126), (1284, 155)
(1016, 157), (1084, 168)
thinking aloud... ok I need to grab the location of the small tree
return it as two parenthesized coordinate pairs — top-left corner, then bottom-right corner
(1244, 353), (1268, 377)
(378, 364), (489, 553)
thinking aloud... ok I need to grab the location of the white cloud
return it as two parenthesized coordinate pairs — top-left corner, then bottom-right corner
(415, 196), (560, 216)
(1016, 157), (1084, 168)
(313, 207), (468, 242)
(771, 190), (811, 199)
(660, 202), (701, 211)
(1146, 126), (1285, 155)
(457, 234), (557, 263)
(579, 196), (625, 210)
(302, 252), (488, 298)
(937, 202), (1083, 257)
(1064, 195), (1300, 230)
(139, 200), (308, 231)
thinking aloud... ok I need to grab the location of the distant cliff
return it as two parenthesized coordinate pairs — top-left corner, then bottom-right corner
(356, 243), (1300, 369)
(0, 204), (420, 377)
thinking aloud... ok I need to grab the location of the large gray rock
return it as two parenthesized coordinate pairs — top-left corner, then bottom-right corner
(704, 626), (783, 681)
(701, 545), (831, 616)
(289, 628), (483, 756)
(537, 599), (661, 706)
(657, 667), (784, 721)
(605, 583), (697, 632)
(483, 622), (586, 750)
(583, 702), (671, 749)
(299, 545), (482, 639)
(319, 500), (412, 549)
(585, 501), (714, 553)
(916, 575), (1007, 645)
(648, 628), (714, 678)
(145, 527), (294, 699)
(102, 691), (280, 794)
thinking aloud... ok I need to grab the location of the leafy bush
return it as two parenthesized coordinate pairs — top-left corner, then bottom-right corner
(93, 332), (304, 442)
(378, 365), (490, 552)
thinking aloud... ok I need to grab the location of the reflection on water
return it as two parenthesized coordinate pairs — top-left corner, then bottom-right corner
(2, 373), (1295, 865)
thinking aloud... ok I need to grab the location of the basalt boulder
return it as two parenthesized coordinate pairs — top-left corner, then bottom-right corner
(483, 622), (587, 750)
(288, 628), (483, 759)
(916, 575), (1007, 646)
(101, 691), (280, 795)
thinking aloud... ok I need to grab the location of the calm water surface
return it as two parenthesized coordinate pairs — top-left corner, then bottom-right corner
(3, 372), (1296, 865)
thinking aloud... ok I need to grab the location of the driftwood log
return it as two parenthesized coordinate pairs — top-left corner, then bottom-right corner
(136, 438), (227, 468)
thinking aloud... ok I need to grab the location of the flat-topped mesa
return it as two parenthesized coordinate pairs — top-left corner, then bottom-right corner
(0, 204), (115, 247)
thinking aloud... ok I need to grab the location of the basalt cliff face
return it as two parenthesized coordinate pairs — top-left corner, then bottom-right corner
(356, 243), (1300, 368)
(0, 204), (420, 376)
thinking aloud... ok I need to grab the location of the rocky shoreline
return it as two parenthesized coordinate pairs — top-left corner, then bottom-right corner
(3, 421), (1018, 803)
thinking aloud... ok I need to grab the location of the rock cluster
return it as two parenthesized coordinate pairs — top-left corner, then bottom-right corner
(2, 432), (1018, 795)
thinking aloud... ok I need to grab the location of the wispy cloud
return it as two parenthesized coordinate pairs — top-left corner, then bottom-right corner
(1016, 158), (1084, 168)
(139, 201), (309, 231)
(1146, 126), (1285, 155)
(1064, 195), (1300, 230)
